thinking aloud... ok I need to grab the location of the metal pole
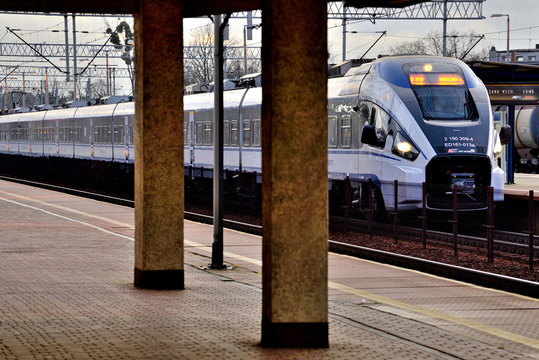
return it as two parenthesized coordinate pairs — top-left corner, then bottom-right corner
(106, 52), (110, 96)
(528, 190), (535, 271)
(442, 0), (447, 56)
(64, 15), (70, 82)
(72, 14), (77, 100)
(421, 182), (427, 249)
(342, 17), (347, 62)
(486, 187), (494, 263)
(368, 178), (373, 242)
(507, 105), (515, 184)
(506, 16), (510, 62)
(243, 26), (248, 75)
(210, 14), (230, 269)
(393, 180), (398, 245)
(452, 184), (458, 257)
(238, 85), (250, 173)
(22, 72), (25, 108)
(344, 176), (351, 234)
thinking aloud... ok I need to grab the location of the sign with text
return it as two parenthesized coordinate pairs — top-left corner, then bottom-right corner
(486, 84), (539, 105)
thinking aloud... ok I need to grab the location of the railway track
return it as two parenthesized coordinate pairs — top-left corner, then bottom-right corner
(330, 215), (539, 258)
(1, 174), (537, 298)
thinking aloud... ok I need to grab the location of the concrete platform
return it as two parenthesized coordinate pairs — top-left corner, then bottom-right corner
(505, 173), (539, 199)
(1, 179), (539, 359)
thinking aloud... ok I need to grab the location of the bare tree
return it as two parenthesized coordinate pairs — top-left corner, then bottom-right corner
(184, 24), (215, 86)
(389, 29), (487, 61)
(90, 79), (108, 99)
(184, 24), (260, 86)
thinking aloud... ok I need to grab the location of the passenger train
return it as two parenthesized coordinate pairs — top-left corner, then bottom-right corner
(0, 55), (509, 211)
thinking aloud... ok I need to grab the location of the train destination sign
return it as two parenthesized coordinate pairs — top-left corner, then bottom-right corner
(486, 84), (539, 105)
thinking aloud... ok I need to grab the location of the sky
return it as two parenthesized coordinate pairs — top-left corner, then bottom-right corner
(0, 0), (537, 96)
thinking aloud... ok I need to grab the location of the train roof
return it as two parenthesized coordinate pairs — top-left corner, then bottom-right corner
(184, 86), (262, 112)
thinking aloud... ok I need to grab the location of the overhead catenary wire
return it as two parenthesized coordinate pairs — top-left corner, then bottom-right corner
(6, 27), (66, 74)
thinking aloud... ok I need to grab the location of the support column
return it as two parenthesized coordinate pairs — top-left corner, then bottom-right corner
(261, 0), (328, 348)
(134, 0), (184, 289)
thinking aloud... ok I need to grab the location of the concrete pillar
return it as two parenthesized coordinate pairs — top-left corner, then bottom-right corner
(134, 0), (184, 289)
(261, 0), (328, 348)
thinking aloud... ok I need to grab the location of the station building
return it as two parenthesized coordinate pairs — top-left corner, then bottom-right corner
(489, 45), (539, 65)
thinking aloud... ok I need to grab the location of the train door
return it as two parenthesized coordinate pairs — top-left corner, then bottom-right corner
(124, 115), (129, 161)
(189, 111), (195, 165)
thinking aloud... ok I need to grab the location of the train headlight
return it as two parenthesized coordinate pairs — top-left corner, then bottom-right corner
(396, 141), (412, 153)
(392, 132), (419, 161)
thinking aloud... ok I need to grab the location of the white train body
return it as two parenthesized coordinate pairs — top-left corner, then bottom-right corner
(0, 55), (504, 211)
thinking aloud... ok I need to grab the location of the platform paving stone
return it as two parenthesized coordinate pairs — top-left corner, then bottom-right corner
(0, 186), (538, 359)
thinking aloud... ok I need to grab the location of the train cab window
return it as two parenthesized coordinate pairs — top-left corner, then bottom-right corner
(371, 106), (390, 142)
(196, 122), (203, 145)
(359, 101), (391, 148)
(242, 120), (251, 146)
(252, 119), (261, 147)
(328, 116), (337, 148)
(341, 115), (351, 148)
(231, 120), (238, 146)
(224, 121), (230, 146)
(203, 122), (212, 145)
(404, 62), (478, 121)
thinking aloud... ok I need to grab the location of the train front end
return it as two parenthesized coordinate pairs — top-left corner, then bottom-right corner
(378, 56), (504, 210)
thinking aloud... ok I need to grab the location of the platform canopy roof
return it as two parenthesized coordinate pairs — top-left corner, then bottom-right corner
(0, 0), (429, 16)
(467, 61), (539, 84)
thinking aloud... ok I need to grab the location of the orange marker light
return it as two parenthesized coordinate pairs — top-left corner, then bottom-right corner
(409, 74), (425, 85)
(437, 74), (464, 86)
(410, 73), (464, 86)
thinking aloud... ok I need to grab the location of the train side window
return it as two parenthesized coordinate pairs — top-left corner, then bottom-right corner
(114, 125), (123, 145)
(93, 126), (99, 144)
(129, 126), (134, 145)
(243, 120), (251, 146)
(341, 115), (351, 148)
(224, 121), (230, 146)
(231, 120), (238, 146)
(328, 116), (337, 148)
(195, 122), (203, 145)
(252, 119), (260, 147)
(204, 122), (212, 145)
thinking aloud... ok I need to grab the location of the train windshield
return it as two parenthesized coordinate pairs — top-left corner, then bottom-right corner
(404, 63), (477, 121)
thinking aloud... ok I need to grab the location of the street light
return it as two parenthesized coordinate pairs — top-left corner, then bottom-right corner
(491, 13), (510, 62)
(243, 24), (261, 76)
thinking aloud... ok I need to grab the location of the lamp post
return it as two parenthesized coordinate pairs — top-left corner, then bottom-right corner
(243, 24), (260, 76)
(491, 13), (510, 62)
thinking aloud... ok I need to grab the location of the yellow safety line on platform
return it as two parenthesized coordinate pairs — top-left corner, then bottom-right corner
(183, 237), (539, 350)
(328, 281), (539, 350)
(1, 188), (538, 350)
(0, 189), (132, 228)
